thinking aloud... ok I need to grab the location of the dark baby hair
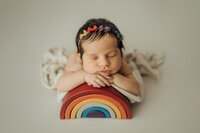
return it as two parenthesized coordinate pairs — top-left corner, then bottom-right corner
(75, 18), (125, 59)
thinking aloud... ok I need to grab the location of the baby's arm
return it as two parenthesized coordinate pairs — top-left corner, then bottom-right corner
(112, 55), (140, 96)
(56, 49), (85, 92)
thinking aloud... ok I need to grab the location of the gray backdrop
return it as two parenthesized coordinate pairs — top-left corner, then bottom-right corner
(0, 0), (200, 133)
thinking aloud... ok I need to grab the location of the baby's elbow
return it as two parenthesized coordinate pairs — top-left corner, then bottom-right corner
(130, 88), (139, 96)
(134, 81), (140, 96)
(129, 80), (140, 96)
(134, 88), (140, 96)
(56, 75), (71, 92)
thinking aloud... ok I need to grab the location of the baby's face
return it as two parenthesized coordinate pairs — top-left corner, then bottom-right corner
(81, 34), (122, 76)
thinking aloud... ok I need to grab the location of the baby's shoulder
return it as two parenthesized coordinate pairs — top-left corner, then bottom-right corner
(67, 49), (78, 59)
(64, 49), (83, 73)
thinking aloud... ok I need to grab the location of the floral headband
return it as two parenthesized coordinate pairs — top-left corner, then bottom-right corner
(79, 25), (123, 41)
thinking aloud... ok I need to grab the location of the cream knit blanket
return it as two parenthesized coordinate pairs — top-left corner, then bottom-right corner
(40, 47), (165, 103)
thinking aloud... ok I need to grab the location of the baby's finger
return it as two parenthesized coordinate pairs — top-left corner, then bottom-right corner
(108, 79), (114, 84)
(95, 78), (106, 87)
(87, 82), (92, 85)
(97, 74), (110, 86)
(105, 75), (113, 80)
(106, 75), (114, 84)
(92, 81), (101, 88)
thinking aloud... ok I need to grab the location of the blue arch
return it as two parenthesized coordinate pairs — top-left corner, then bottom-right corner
(82, 106), (111, 118)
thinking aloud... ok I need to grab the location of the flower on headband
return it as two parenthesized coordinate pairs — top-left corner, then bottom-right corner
(80, 30), (89, 39)
(87, 25), (98, 32)
(99, 25), (111, 33)
(110, 29), (123, 41)
(79, 25), (123, 41)
(117, 33), (123, 40)
(104, 26), (111, 33)
(111, 29), (118, 34)
(99, 25), (104, 32)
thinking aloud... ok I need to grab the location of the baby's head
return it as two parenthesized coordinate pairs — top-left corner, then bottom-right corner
(75, 18), (125, 76)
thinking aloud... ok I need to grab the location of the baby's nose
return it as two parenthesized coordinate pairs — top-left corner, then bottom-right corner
(98, 57), (110, 66)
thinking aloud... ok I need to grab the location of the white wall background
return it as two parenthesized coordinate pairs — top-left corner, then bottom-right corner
(0, 0), (200, 133)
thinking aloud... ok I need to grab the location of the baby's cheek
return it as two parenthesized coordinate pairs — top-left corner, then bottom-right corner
(116, 64), (122, 73)
(83, 63), (96, 74)
(112, 59), (122, 73)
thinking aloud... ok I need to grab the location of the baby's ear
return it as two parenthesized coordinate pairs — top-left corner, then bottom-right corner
(77, 53), (82, 62)
(77, 53), (81, 59)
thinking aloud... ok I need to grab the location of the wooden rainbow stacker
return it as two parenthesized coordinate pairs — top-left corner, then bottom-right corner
(60, 83), (132, 119)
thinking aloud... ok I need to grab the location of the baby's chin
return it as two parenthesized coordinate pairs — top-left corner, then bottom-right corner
(84, 69), (119, 76)
(85, 71), (110, 77)
(99, 71), (117, 77)
(99, 72), (110, 77)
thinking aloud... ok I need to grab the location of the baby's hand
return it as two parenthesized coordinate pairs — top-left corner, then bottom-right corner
(84, 72), (113, 88)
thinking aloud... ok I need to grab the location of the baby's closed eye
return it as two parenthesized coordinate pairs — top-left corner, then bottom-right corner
(107, 53), (117, 57)
(89, 56), (98, 60)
